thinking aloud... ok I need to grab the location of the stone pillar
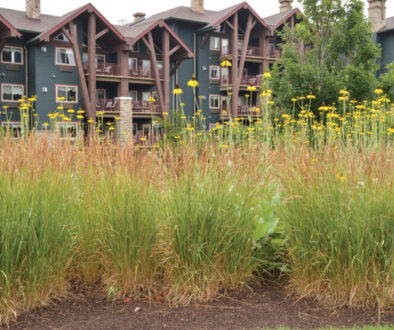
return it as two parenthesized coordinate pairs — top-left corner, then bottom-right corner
(26, 0), (40, 20)
(368, 0), (386, 32)
(278, 0), (293, 12)
(191, 0), (204, 14)
(116, 97), (133, 144)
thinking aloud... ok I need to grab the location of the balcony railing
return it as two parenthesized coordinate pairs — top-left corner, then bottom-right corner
(96, 98), (120, 112)
(83, 63), (121, 76)
(220, 74), (262, 87)
(83, 63), (163, 80)
(221, 46), (263, 57)
(132, 100), (162, 114)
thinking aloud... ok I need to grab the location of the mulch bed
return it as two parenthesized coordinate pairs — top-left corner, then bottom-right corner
(6, 281), (393, 330)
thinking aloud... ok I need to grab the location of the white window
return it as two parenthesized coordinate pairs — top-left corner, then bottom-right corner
(96, 89), (106, 100)
(56, 48), (75, 66)
(210, 36), (220, 51)
(96, 55), (105, 68)
(129, 90), (138, 101)
(1, 84), (23, 102)
(209, 95), (220, 109)
(128, 58), (138, 71)
(221, 67), (229, 81)
(209, 66), (220, 80)
(221, 38), (229, 54)
(1, 121), (21, 138)
(142, 92), (151, 101)
(56, 122), (79, 140)
(142, 123), (151, 136)
(1, 46), (23, 64)
(56, 85), (78, 103)
(142, 60), (151, 77)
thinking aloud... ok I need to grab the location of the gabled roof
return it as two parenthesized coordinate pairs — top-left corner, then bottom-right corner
(0, 14), (21, 38)
(378, 16), (394, 33)
(128, 2), (268, 33)
(264, 8), (302, 29)
(117, 19), (194, 58)
(0, 7), (61, 33)
(209, 2), (269, 30)
(33, 3), (125, 43)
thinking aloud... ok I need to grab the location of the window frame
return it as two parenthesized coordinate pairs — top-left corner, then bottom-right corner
(1, 83), (24, 103)
(1, 121), (22, 138)
(1, 46), (24, 65)
(96, 89), (106, 100)
(55, 47), (76, 66)
(142, 59), (151, 77)
(128, 90), (138, 101)
(142, 123), (151, 137)
(209, 94), (220, 109)
(56, 121), (80, 140)
(209, 36), (220, 51)
(209, 65), (220, 80)
(56, 84), (78, 104)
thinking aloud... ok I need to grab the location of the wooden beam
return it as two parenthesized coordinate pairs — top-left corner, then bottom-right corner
(170, 60), (182, 76)
(237, 16), (255, 85)
(118, 50), (129, 97)
(95, 27), (109, 40)
(88, 12), (97, 121)
(225, 20), (234, 31)
(63, 22), (93, 120)
(231, 12), (239, 118)
(163, 29), (170, 112)
(169, 44), (181, 56)
(142, 33), (165, 113)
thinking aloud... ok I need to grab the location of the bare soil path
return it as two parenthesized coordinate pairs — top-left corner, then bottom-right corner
(6, 282), (393, 330)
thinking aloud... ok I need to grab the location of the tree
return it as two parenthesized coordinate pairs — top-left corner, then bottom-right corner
(271, 0), (380, 112)
(380, 63), (394, 101)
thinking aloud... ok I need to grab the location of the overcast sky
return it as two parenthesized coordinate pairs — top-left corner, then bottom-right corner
(1, 0), (393, 25)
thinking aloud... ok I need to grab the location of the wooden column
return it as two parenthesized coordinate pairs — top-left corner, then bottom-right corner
(162, 29), (170, 112)
(118, 50), (129, 97)
(231, 13), (239, 118)
(142, 32), (165, 113)
(0, 39), (6, 54)
(88, 12), (97, 121)
(62, 22), (93, 119)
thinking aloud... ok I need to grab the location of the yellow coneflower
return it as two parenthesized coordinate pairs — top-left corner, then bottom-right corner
(173, 84), (183, 95)
(263, 71), (271, 79)
(220, 58), (232, 67)
(247, 84), (257, 92)
(148, 95), (156, 102)
(187, 75), (199, 87)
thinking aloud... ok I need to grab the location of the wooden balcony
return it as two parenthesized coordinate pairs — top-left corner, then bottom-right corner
(132, 100), (162, 118)
(83, 63), (162, 84)
(220, 74), (262, 91)
(221, 45), (282, 61)
(221, 45), (263, 58)
(96, 98), (120, 113)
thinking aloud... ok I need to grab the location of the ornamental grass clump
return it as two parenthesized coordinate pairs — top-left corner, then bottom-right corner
(279, 146), (393, 309)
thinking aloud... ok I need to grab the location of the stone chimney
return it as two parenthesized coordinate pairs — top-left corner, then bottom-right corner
(191, 0), (204, 14)
(26, 0), (40, 20)
(278, 0), (293, 13)
(133, 12), (146, 22)
(368, 0), (386, 32)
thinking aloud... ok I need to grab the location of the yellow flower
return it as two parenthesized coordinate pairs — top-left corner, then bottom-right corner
(187, 75), (199, 87)
(163, 112), (169, 116)
(291, 98), (297, 103)
(97, 111), (105, 116)
(148, 96), (156, 102)
(307, 94), (316, 100)
(336, 174), (346, 182)
(87, 119), (95, 123)
(247, 84), (257, 92)
(173, 84), (183, 95)
(374, 88), (383, 95)
(43, 122), (49, 127)
(76, 115), (84, 119)
(220, 58), (232, 67)
(77, 109), (85, 114)
(57, 96), (65, 101)
(67, 109), (75, 113)
(108, 127), (115, 131)
(140, 137), (147, 141)
(106, 122), (112, 126)
(263, 71), (271, 79)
